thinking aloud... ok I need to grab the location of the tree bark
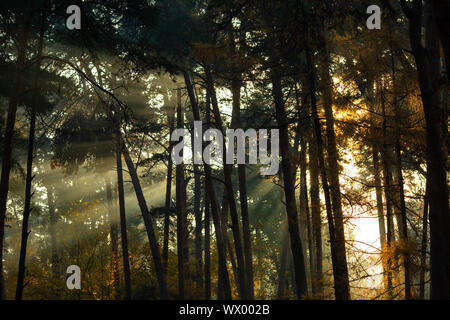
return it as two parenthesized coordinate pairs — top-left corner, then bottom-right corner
(219, 190), (240, 295)
(183, 70), (232, 299)
(419, 182), (429, 299)
(191, 129), (203, 291)
(271, 71), (308, 299)
(204, 66), (248, 299)
(372, 144), (390, 294)
(388, 28), (412, 298)
(303, 26), (349, 298)
(15, 13), (45, 299)
(308, 131), (323, 297)
(372, 145), (387, 248)
(277, 225), (289, 299)
(229, 66), (254, 299)
(114, 113), (132, 300)
(122, 141), (169, 299)
(299, 138), (314, 294)
(317, 26), (350, 299)
(15, 104), (36, 301)
(430, 0), (450, 77)
(401, 0), (450, 299)
(0, 1), (33, 298)
(175, 88), (189, 299)
(163, 92), (174, 275)
(381, 83), (395, 298)
(204, 194), (211, 300)
(106, 177), (120, 299)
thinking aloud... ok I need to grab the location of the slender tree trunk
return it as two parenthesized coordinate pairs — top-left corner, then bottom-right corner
(114, 113), (132, 300)
(381, 84), (395, 298)
(277, 226), (290, 299)
(229, 50), (255, 298)
(163, 112), (174, 275)
(393, 129), (411, 299)
(308, 131), (323, 297)
(122, 143), (169, 299)
(300, 139), (315, 294)
(0, 2), (33, 298)
(175, 88), (189, 299)
(204, 194), (211, 300)
(288, 250), (296, 297)
(237, 163), (254, 298)
(15, 14), (45, 299)
(220, 191), (240, 294)
(106, 177), (120, 299)
(430, 0), (450, 76)
(305, 200), (314, 291)
(388, 27), (412, 298)
(366, 78), (387, 274)
(183, 70), (232, 299)
(419, 182), (429, 299)
(205, 66), (247, 299)
(191, 130), (203, 291)
(372, 144), (389, 294)
(15, 105), (36, 300)
(304, 31), (348, 299)
(401, 0), (450, 299)
(373, 145), (387, 248)
(317, 27), (350, 299)
(271, 72), (308, 299)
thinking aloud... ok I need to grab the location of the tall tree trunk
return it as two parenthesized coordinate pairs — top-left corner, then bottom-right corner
(163, 104), (174, 275)
(122, 143), (169, 299)
(419, 182), (429, 299)
(271, 71), (308, 298)
(175, 88), (189, 299)
(183, 70), (232, 299)
(15, 13), (45, 299)
(220, 191), (240, 294)
(381, 83), (395, 298)
(228, 29), (255, 297)
(372, 144), (389, 294)
(0, 2), (33, 298)
(204, 66), (248, 299)
(277, 225), (290, 299)
(106, 177), (120, 299)
(114, 113), (132, 300)
(303, 24), (349, 298)
(191, 129), (203, 291)
(15, 104), (36, 301)
(366, 78), (388, 282)
(308, 131), (323, 297)
(388, 27), (412, 298)
(237, 163), (254, 298)
(299, 138), (315, 294)
(393, 124), (411, 299)
(204, 194), (211, 300)
(288, 249), (297, 297)
(231, 86), (254, 298)
(317, 26), (350, 299)
(372, 145), (387, 248)
(401, 0), (450, 299)
(430, 0), (450, 76)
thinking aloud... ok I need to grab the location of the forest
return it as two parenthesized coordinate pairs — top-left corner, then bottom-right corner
(0, 0), (448, 301)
